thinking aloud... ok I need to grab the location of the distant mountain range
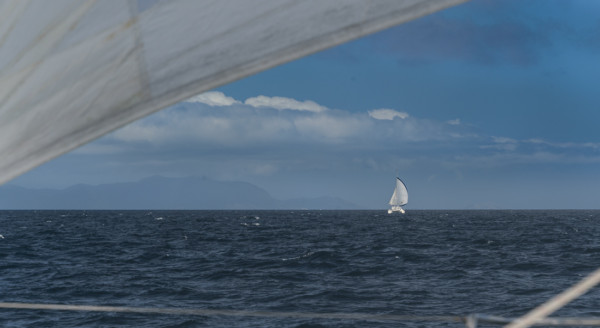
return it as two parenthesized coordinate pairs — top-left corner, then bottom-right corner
(0, 176), (358, 210)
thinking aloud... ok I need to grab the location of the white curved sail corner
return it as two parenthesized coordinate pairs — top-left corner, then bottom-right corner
(0, 0), (468, 185)
(388, 177), (408, 214)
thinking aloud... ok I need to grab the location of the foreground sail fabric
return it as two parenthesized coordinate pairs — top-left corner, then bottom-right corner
(0, 0), (466, 185)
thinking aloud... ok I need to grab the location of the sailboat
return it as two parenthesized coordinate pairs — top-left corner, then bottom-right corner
(388, 177), (408, 214)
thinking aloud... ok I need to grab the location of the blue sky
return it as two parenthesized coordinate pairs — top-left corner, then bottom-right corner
(11, 0), (600, 209)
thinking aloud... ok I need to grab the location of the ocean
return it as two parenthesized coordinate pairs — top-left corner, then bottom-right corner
(1, 210), (599, 327)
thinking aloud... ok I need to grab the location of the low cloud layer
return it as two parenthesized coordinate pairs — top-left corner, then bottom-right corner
(106, 92), (462, 151)
(84, 91), (600, 172)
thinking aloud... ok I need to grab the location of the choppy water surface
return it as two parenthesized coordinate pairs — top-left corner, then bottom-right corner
(1, 210), (600, 327)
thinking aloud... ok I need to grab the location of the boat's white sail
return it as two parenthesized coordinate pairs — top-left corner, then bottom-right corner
(0, 0), (466, 185)
(388, 177), (408, 214)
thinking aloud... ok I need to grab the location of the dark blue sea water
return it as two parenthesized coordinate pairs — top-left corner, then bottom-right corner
(1, 210), (600, 327)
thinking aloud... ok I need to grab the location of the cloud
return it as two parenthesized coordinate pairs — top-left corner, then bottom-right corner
(524, 138), (600, 150)
(186, 91), (240, 106)
(482, 136), (518, 151)
(473, 136), (600, 165)
(245, 95), (327, 112)
(446, 119), (461, 125)
(492, 136), (518, 144)
(293, 113), (368, 140)
(526, 138), (544, 144)
(451, 151), (571, 169)
(368, 109), (409, 120)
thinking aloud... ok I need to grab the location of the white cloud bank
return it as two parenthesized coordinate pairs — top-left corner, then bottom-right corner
(368, 109), (409, 120)
(186, 91), (240, 106)
(101, 91), (600, 167)
(106, 92), (456, 150)
(245, 95), (327, 112)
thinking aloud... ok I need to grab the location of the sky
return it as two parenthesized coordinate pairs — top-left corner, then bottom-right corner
(11, 0), (600, 209)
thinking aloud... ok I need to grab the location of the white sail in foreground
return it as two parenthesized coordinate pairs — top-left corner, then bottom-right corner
(0, 0), (466, 186)
(388, 177), (408, 214)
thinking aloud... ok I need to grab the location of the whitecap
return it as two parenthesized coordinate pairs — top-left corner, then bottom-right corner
(282, 251), (314, 261)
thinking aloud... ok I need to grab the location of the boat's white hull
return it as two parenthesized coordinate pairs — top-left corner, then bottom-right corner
(388, 207), (405, 214)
